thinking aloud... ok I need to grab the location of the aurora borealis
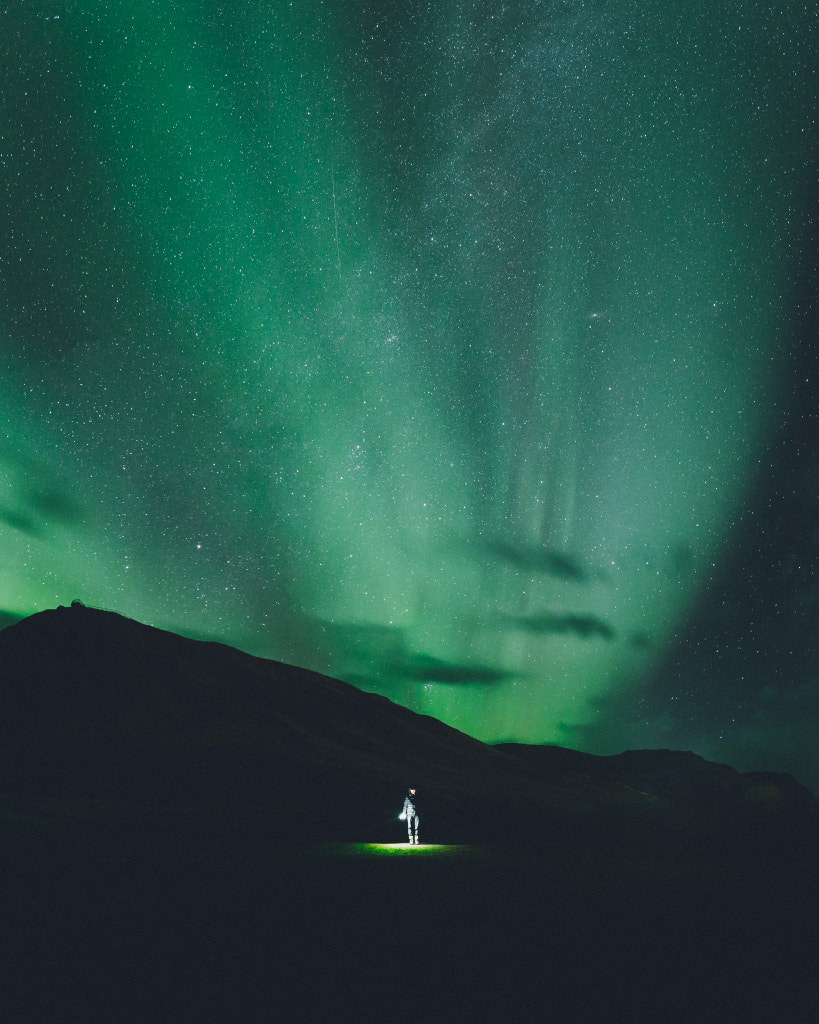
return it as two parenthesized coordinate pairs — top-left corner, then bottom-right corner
(1, 4), (816, 785)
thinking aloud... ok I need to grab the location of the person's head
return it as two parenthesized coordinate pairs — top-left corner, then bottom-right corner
(409, 788), (416, 795)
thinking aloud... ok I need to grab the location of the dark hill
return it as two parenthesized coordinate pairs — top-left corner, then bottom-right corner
(0, 604), (816, 852)
(0, 604), (515, 839)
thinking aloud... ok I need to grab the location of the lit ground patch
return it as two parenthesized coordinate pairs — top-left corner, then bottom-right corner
(319, 842), (487, 857)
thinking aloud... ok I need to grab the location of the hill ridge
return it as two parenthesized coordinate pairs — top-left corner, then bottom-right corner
(0, 605), (815, 845)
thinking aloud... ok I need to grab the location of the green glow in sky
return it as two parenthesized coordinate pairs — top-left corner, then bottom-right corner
(1, 3), (815, 774)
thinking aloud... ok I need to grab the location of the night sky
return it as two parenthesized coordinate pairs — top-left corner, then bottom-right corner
(1, 4), (817, 787)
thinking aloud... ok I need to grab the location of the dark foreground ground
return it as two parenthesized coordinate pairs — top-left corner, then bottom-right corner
(1, 808), (818, 1024)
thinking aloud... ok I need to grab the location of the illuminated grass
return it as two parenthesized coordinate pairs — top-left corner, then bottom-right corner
(322, 842), (486, 857)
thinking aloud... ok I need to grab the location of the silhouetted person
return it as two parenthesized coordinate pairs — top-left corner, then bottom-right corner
(399, 787), (419, 844)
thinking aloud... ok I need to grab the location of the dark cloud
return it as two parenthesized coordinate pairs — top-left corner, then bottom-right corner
(397, 653), (515, 685)
(502, 612), (616, 642)
(304, 619), (515, 689)
(0, 504), (41, 536)
(488, 541), (588, 583)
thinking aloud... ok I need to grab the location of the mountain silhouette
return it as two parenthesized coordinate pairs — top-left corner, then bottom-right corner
(0, 603), (814, 848)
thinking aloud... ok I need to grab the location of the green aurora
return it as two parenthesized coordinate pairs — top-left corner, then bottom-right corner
(1, 3), (816, 782)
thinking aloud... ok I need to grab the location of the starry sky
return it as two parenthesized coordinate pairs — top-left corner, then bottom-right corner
(1, 3), (817, 787)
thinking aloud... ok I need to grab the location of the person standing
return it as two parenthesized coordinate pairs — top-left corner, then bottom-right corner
(399, 788), (420, 845)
